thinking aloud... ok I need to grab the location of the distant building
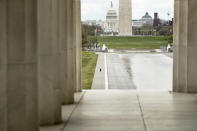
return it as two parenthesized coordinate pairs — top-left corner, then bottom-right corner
(82, 20), (97, 26)
(96, 20), (105, 28)
(153, 13), (161, 27)
(104, 1), (119, 33)
(132, 12), (153, 27)
(132, 20), (146, 27)
(141, 12), (153, 25)
(82, 1), (119, 35)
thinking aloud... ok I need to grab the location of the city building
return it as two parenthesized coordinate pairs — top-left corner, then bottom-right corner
(104, 1), (119, 33)
(132, 12), (153, 27)
(141, 12), (153, 25)
(153, 12), (161, 26)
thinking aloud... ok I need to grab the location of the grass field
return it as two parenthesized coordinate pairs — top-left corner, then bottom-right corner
(98, 36), (168, 50)
(82, 51), (98, 89)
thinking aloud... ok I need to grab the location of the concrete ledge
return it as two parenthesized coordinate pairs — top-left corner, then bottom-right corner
(40, 91), (85, 131)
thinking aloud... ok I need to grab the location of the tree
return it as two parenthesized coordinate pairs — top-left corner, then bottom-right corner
(82, 24), (103, 48)
(155, 26), (173, 36)
(82, 25), (88, 47)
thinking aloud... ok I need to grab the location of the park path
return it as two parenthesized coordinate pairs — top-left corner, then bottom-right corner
(91, 53), (107, 89)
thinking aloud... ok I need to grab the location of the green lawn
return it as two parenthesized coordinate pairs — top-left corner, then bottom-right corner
(98, 36), (168, 50)
(82, 51), (98, 89)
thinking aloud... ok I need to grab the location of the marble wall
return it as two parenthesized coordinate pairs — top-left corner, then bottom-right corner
(173, 0), (197, 93)
(0, 0), (39, 130)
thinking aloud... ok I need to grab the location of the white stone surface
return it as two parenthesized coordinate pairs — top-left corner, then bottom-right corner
(119, 0), (132, 36)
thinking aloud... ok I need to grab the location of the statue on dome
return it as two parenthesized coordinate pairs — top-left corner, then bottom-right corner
(111, 1), (113, 8)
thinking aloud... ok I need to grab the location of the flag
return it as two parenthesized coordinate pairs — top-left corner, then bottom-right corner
(94, 28), (98, 33)
(170, 28), (173, 33)
(94, 28), (98, 36)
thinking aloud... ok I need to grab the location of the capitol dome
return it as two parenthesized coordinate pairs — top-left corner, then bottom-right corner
(106, 1), (117, 20)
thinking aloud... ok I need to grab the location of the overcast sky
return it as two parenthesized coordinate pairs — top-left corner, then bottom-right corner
(81, 0), (174, 21)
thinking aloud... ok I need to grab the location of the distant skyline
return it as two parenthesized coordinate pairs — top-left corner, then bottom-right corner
(81, 0), (174, 21)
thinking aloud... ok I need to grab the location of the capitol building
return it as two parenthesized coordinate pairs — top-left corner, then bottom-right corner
(103, 2), (119, 33)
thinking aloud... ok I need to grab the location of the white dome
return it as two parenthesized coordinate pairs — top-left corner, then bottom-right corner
(107, 8), (117, 16)
(106, 2), (117, 20)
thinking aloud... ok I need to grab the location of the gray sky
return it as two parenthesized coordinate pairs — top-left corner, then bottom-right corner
(81, 0), (174, 21)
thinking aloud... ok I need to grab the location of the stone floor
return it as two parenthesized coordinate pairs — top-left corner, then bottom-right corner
(41, 90), (197, 131)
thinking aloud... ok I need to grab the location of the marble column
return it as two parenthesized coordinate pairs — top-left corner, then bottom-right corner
(0, 0), (39, 131)
(61, 0), (75, 104)
(38, 0), (62, 125)
(0, 0), (7, 130)
(59, 0), (67, 104)
(73, 0), (82, 92)
(173, 0), (197, 93)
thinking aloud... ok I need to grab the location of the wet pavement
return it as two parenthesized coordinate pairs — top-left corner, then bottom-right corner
(123, 53), (172, 91)
(106, 53), (172, 91)
(107, 54), (136, 89)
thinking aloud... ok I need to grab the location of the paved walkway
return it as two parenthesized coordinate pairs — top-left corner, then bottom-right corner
(42, 90), (197, 131)
(91, 53), (106, 89)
